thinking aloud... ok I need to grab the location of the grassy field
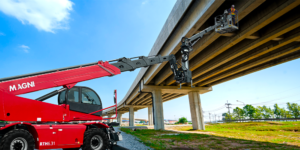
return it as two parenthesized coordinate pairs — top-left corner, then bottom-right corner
(120, 121), (300, 149)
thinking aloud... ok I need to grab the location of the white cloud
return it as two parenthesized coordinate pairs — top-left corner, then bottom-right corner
(20, 45), (30, 53)
(0, 0), (73, 33)
(0, 32), (5, 36)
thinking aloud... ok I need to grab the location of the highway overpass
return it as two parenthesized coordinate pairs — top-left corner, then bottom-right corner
(104, 0), (300, 130)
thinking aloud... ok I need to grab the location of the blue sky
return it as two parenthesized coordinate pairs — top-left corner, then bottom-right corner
(1, 0), (300, 122)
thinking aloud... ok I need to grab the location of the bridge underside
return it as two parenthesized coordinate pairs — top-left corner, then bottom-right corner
(104, 0), (300, 130)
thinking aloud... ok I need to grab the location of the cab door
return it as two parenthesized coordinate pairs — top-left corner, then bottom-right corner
(58, 86), (102, 116)
(79, 87), (102, 116)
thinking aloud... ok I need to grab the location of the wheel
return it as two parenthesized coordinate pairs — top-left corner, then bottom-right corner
(0, 129), (35, 150)
(82, 128), (109, 150)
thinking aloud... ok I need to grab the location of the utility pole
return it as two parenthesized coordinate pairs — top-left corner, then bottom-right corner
(209, 113), (211, 123)
(215, 114), (217, 123)
(225, 100), (232, 120)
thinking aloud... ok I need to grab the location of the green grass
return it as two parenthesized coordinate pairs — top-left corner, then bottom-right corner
(120, 121), (300, 149)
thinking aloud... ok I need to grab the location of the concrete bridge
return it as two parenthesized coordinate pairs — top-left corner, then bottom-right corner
(103, 0), (300, 130)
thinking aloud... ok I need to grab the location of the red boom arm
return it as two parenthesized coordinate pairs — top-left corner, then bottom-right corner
(0, 61), (121, 95)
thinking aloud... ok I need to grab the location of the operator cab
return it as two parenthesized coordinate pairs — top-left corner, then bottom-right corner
(58, 86), (103, 116)
(215, 9), (239, 34)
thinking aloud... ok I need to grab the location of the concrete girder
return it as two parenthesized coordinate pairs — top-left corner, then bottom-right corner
(193, 28), (300, 85)
(142, 93), (173, 105)
(133, 93), (152, 105)
(140, 84), (212, 94)
(273, 35), (284, 41)
(221, 32), (236, 37)
(136, 98), (152, 105)
(164, 94), (186, 102)
(139, 98), (152, 105)
(245, 32), (260, 40)
(199, 43), (300, 86)
(123, 105), (152, 108)
(189, 3), (300, 85)
(124, 87), (140, 105)
(137, 97), (153, 105)
(144, 0), (225, 85)
(210, 51), (300, 86)
(114, 111), (128, 114)
(165, 0), (300, 86)
(145, 93), (181, 105)
(157, 0), (266, 86)
(135, 94), (152, 105)
(128, 92), (148, 105)
(163, 93), (181, 101)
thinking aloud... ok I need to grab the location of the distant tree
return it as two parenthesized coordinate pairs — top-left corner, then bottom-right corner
(280, 108), (292, 118)
(233, 107), (245, 120)
(253, 107), (263, 119)
(178, 117), (188, 124)
(243, 104), (256, 119)
(224, 113), (234, 120)
(274, 104), (281, 118)
(287, 103), (300, 118)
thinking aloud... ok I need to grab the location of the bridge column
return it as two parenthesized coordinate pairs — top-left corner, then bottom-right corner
(152, 90), (164, 130)
(117, 112), (123, 126)
(129, 106), (135, 126)
(107, 114), (112, 123)
(148, 106), (153, 126)
(188, 91), (205, 130)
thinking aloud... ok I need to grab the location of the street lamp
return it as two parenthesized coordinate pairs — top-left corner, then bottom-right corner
(236, 100), (245, 106)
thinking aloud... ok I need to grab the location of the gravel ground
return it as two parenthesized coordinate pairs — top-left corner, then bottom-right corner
(114, 127), (153, 150)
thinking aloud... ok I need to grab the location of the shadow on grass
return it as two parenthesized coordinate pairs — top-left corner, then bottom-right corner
(120, 128), (300, 150)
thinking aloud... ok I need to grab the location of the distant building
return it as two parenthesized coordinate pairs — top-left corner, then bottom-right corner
(164, 120), (177, 124)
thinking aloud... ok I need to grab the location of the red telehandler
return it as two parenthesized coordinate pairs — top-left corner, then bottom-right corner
(0, 54), (188, 150)
(0, 9), (237, 150)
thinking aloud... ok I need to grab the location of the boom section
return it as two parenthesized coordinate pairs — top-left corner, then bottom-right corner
(0, 61), (121, 95)
(109, 55), (173, 72)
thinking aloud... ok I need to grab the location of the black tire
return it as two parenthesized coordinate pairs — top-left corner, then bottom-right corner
(0, 129), (35, 150)
(82, 128), (109, 150)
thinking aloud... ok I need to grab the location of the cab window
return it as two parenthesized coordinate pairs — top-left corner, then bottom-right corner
(81, 88), (101, 105)
(68, 88), (79, 102)
(59, 90), (66, 104)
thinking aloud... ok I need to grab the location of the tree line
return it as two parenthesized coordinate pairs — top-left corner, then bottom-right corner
(223, 102), (300, 120)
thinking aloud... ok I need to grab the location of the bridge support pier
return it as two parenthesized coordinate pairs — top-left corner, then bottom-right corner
(188, 91), (205, 130)
(107, 114), (112, 123)
(148, 106), (153, 126)
(152, 90), (164, 130)
(129, 106), (135, 126)
(117, 112), (123, 126)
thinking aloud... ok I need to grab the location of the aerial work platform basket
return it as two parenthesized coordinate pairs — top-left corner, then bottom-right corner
(215, 9), (239, 34)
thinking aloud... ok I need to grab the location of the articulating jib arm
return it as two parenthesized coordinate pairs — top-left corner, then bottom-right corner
(109, 54), (192, 84)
